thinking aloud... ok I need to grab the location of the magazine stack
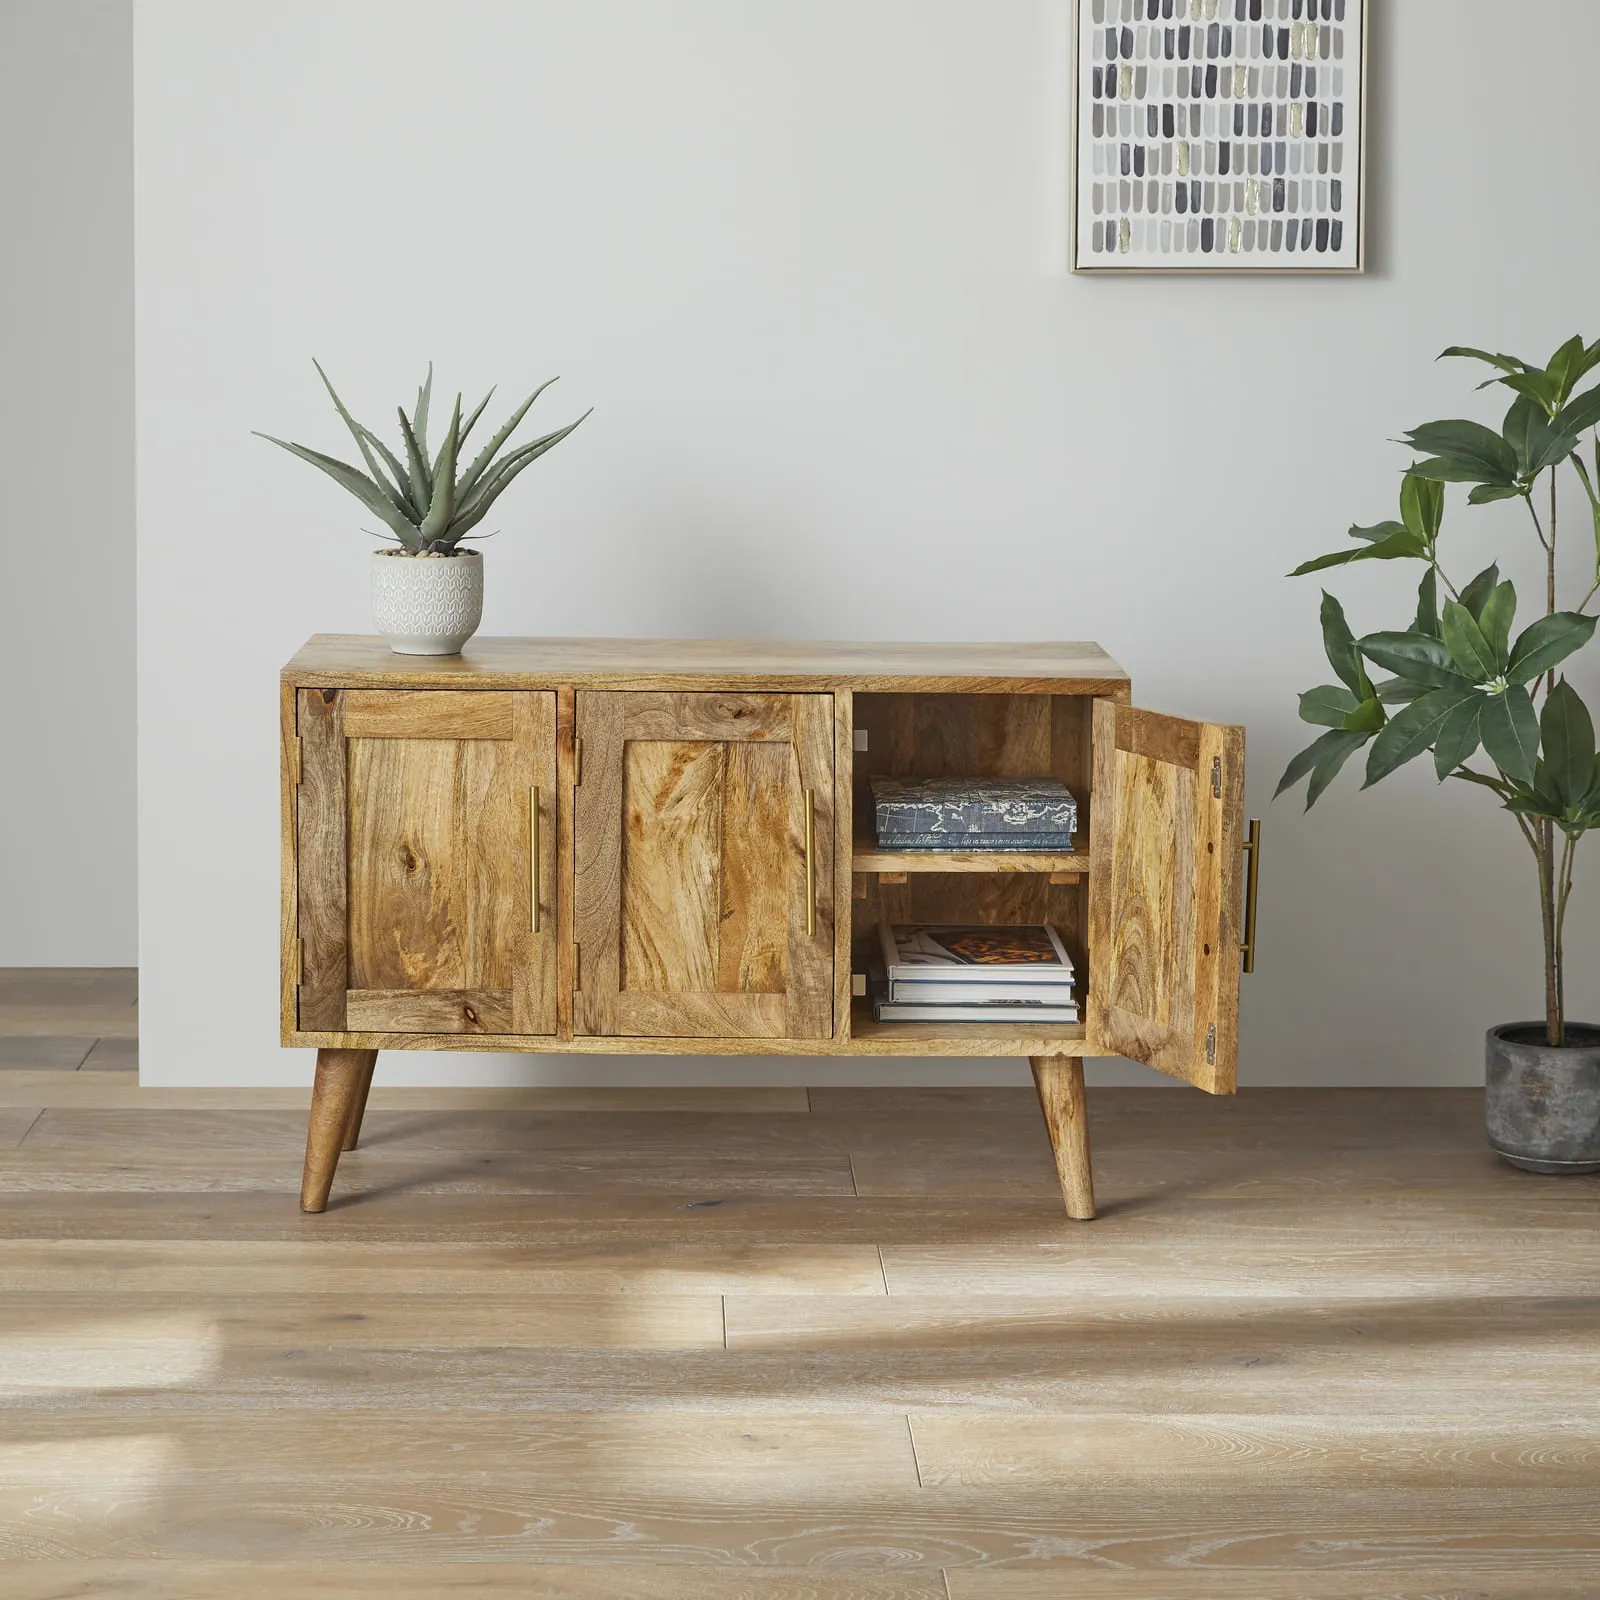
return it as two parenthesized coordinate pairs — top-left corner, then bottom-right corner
(873, 924), (1078, 1024)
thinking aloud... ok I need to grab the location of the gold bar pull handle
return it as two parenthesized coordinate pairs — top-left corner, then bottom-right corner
(530, 786), (542, 934)
(1240, 818), (1261, 974)
(804, 788), (817, 938)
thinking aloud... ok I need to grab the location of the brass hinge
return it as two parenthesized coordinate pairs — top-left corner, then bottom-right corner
(573, 737), (583, 787)
(573, 943), (581, 989)
(1211, 756), (1222, 799)
(1205, 1023), (1216, 1065)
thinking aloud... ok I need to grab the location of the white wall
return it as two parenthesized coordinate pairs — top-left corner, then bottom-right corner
(2, 0), (136, 966)
(134, 0), (1600, 1086)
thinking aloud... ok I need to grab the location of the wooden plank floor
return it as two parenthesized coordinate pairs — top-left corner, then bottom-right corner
(2, 972), (1598, 1598)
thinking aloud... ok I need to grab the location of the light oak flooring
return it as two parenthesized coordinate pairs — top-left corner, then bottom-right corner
(1, 972), (1598, 1598)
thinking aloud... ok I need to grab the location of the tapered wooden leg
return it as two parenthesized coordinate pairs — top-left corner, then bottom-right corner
(301, 1048), (377, 1213)
(341, 1054), (378, 1151)
(1031, 1054), (1095, 1220)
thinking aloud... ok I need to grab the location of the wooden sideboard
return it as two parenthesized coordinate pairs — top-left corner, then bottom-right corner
(282, 637), (1254, 1219)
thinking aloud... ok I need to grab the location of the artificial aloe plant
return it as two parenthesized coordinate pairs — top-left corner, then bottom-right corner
(258, 364), (590, 553)
(1279, 336), (1600, 1048)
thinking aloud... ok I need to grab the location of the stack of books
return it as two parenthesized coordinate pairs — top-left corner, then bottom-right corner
(871, 777), (1077, 852)
(872, 923), (1079, 1024)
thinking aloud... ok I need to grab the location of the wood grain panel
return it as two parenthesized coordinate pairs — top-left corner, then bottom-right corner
(1195, 719), (1245, 1091)
(1103, 748), (1196, 1043)
(854, 693), (1053, 783)
(1, 1567), (949, 1600)
(719, 742), (792, 994)
(347, 737), (468, 992)
(911, 1412), (1600, 1490)
(0, 970), (137, 1005)
(335, 691), (556, 1038)
(615, 991), (790, 1039)
(949, 1570), (1600, 1600)
(458, 731), (522, 995)
(13, 1107), (847, 1157)
(1, 1480), (1594, 1570)
(0, 1238), (887, 1295)
(0, 1004), (139, 1039)
(5, 1069), (1600, 1592)
(0, 1079), (809, 1112)
(0, 1037), (93, 1070)
(852, 838), (1082, 874)
(345, 989), (513, 1033)
(1087, 699), (1244, 1091)
(573, 692), (627, 1036)
(788, 692), (834, 1039)
(0, 1153), (855, 1202)
(341, 689), (514, 740)
(285, 634), (1131, 692)
(0, 1292), (725, 1350)
(2, 1411), (921, 1491)
(1115, 702), (1202, 767)
(0, 1109), (39, 1148)
(622, 739), (729, 995)
(556, 684), (578, 1040)
(723, 1282), (1600, 1343)
(833, 690), (855, 1041)
(513, 692), (559, 1035)
(577, 693), (833, 1041)
(294, 688), (348, 1030)
(279, 680), (298, 1039)
(614, 691), (796, 742)
(846, 1010), (1088, 1057)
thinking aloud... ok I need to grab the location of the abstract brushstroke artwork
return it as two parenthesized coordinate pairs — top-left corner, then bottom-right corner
(1072, 0), (1366, 273)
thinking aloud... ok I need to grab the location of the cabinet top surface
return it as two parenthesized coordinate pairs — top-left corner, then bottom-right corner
(284, 635), (1130, 691)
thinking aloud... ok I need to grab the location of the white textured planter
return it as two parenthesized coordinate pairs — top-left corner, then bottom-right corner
(371, 550), (483, 655)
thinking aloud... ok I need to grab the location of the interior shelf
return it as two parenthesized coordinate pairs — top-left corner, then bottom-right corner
(852, 830), (1086, 877)
(845, 1000), (1088, 1056)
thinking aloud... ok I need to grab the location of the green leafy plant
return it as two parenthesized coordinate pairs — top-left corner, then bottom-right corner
(257, 363), (590, 553)
(1280, 336), (1600, 1047)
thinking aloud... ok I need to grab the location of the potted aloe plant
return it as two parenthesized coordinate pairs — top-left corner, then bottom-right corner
(259, 364), (590, 654)
(1280, 336), (1600, 1173)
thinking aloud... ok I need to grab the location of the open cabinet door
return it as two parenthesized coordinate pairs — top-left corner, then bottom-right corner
(1087, 700), (1246, 1092)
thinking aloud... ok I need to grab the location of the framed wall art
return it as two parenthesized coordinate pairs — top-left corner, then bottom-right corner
(1072, 0), (1367, 274)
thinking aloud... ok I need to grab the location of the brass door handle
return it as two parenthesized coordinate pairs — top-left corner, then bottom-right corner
(530, 786), (542, 934)
(804, 788), (817, 938)
(1240, 818), (1261, 974)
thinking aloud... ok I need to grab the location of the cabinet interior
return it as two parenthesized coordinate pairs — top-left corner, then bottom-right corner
(845, 692), (1093, 1048)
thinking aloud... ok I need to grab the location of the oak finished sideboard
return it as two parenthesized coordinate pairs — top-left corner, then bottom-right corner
(282, 637), (1255, 1219)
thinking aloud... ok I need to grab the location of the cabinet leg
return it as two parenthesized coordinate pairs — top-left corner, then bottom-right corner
(341, 1055), (378, 1151)
(1030, 1054), (1095, 1221)
(301, 1048), (377, 1213)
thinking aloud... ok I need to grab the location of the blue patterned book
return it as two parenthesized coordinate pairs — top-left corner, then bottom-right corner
(871, 778), (1078, 841)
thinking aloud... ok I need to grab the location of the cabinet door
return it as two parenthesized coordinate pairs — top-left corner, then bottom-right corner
(573, 692), (834, 1039)
(296, 689), (557, 1036)
(1086, 700), (1244, 1091)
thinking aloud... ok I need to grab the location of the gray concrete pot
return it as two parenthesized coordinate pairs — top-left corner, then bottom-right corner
(370, 549), (482, 655)
(1485, 1022), (1600, 1174)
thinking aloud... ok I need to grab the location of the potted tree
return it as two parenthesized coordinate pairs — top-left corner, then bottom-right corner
(1280, 336), (1600, 1172)
(259, 364), (590, 654)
